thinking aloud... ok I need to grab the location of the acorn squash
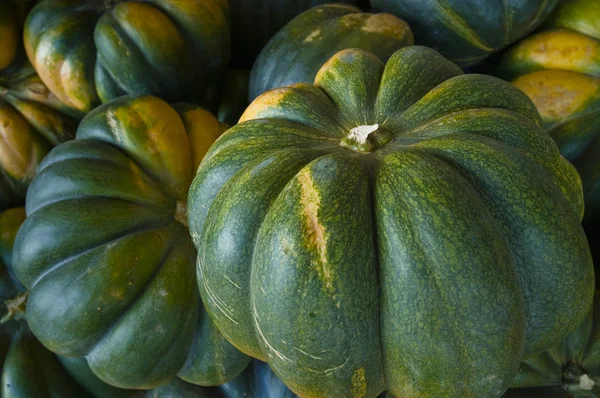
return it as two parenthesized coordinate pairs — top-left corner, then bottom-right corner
(0, 63), (78, 211)
(0, 1), (34, 74)
(23, 0), (230, 113)
(497, 0), (600, 227)
(13, 96), (249, 389)
(248, 4), (413, 101)
(371, 0), (558, 67)
(189, 46), (594, 397)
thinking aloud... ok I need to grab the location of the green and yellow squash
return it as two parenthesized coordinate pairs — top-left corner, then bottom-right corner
(228, 0), (359, 68)
(497, 0), (600, 227)
(0, 207), (136, 398)
(12, 96), (250, 389)
(505, 291), (600, 397)
(0, 1), (35, 74)
(189, 46), (594, 397)
(371, 0), (558, 67)
(23, 0), (231, 113)
(248, 4), (413, 101)
(0, 62), (79, 212)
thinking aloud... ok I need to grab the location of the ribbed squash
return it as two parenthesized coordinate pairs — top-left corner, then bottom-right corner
(249, 4), (413, 101)
(23, 0), (230, 113)
(189, 46), (594, 398)
(371, 0), (558, 67)
(505, 291), (600, 398)
(12, 96), (250, 389)
(0, 207), (136, 398)
(0, 62), (78, 212)
(497, 0), (600, 227)
(229, 0), (359, 67)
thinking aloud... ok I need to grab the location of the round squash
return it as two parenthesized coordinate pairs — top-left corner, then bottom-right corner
(12, 96), (250, 389)
(371, 0), (558, 67)
(506, 291), (600, 397)
(228, 0), (359, 68)
(23, 0), (230, 113)
(189, 46), (594, 397)
(496, 0), (600, 227)
(248, 4), (413, 101)
(0, 62), (79, 211)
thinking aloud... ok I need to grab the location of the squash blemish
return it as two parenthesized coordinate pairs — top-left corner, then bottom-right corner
(298, 169), (332, 293)
(304, 29), (321, 43)
(351, 367), (367, 398)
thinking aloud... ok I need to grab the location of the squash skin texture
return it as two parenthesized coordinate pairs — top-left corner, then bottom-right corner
(189, 46), (594, 397)
(497, 0), (600, 227)
(0, 62), (79, 211)
(371, 0), (557, 67)
(249, 4), (414, 101)
(23, 0), (230, 113)
(507, 291), (600, 397)
(12, 96), (250, 389)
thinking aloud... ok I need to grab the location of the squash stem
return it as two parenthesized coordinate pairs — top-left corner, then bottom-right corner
(175, 200), (188, 228)
(563, 361), (598, 394)
(340, 124), (393, 153)
(0, 291), (28, 324)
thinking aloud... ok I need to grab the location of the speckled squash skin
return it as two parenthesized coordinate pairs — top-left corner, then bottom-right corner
(146, 360), (296, 398)
(0, 63), (79, 212)
(23, 0), (230, 113)
(497, 0), (600, 228)
(12, 96), (250, 389)
(505, 291), (600, 398)
(229, 0), (359, 68)
(248, 4), (413, 101)
(371, 0), (558, 67)
(189, 46), (595, 398)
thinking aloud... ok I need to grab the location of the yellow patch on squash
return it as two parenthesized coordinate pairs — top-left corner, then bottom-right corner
(298, 169), (332, 293)
(0, 104), (44, 179)
(240, 88), (289, 122)
(361, 13), (412, 41)
(0, 19), (18, 70)
(513, 70), (599, 123)
(351, 367), (367, 398)
(178, 107), (222, 170)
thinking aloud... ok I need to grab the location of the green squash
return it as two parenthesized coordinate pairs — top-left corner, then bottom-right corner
(23, 0), (231, 113)
(371, 0), (558, 67)
(0, 62), (79, 211)
(496, 0), (600, 227)
(218, 69), (250, 128)
(189, 46), (594, 397)
(505, 291), (600, 398)
(228, 0), (359, 68)
(12, 96), (250, 389)
(0, 207), (137, 398)
(248, 4), (413, 101)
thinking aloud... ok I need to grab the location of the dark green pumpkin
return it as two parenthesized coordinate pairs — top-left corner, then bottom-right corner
(189, 46), (594, 397)
(505, 291), (600, 398)
(248, 4), (413, 101)
(371, 0), (558, 67)
(496, 0), (600, 228)
(0, 62), (79, 212)
(228, 0), (360, 68)
(12, 96), (250, 389)
(24, 0), (230, 113)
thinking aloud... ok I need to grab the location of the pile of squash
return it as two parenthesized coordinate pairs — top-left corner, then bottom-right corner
(1, 0), (598, 397)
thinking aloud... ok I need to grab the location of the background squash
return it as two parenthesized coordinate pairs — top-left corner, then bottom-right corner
(218, 69), (250, 127)
(23, 0), (231, 113)
(12, 96), (250, 389)
(189, 46), (594, 397)
(0, 0), (35, 74)
(371, 0), (558, 67)
(0, 62), (78, 212)
(249, 4), (413, 101)
(506, 291), (600, 397)
(496, 0), (600, 228)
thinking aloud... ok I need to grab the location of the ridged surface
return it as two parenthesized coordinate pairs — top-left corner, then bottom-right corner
(13, 96), (249, 389)
(189, 46), (594, 397)
(497, 0), (600, 227)
(249, 4), (413, 101)
(371, 0), (558, 66)
(24, 0), (230, 113)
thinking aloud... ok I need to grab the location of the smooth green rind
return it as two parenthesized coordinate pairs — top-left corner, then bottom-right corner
(509, 291), (600, 397)
(13, 95), (247, 389)
(249, 4), (413, 101)
(371, 0), (557, 66)
(190, 46), (593, 397)
(58, 357), (137, 398)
